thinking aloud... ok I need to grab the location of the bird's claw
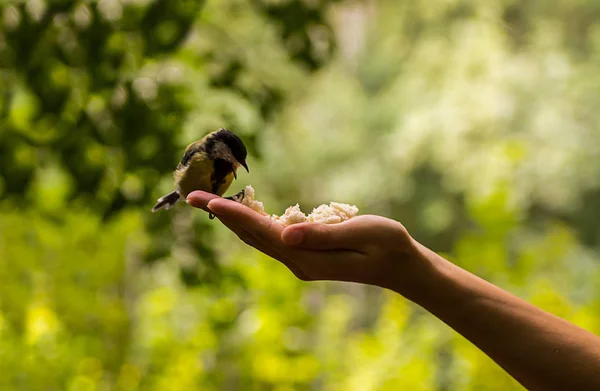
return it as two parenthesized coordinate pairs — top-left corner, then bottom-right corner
(225, 188), (245, 203)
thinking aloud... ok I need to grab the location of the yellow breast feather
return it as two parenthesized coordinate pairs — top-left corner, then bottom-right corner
(175, 152), (235, 198)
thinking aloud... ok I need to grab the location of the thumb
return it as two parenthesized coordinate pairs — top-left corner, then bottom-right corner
(281, 221), (366, 251)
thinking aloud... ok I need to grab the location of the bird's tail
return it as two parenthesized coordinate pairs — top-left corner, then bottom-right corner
(152, 190), (180, 212)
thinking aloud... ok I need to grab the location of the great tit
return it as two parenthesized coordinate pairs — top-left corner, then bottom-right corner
(152, 128), (249, 216)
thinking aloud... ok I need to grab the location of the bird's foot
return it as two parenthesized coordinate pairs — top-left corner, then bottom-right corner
(225, 188), (246, 203)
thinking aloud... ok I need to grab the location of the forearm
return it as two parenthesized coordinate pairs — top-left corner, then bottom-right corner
(390, 240), (600, 391)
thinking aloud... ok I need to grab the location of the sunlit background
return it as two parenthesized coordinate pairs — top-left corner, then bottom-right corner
(2, 0), (600, 390)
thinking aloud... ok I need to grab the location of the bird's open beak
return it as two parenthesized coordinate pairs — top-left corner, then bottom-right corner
(241, 161), (249, 173)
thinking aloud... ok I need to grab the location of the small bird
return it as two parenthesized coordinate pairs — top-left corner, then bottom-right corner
(152, 128), (249, 216)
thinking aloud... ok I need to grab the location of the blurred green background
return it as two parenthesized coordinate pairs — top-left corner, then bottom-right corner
(2, 0), (600, 390)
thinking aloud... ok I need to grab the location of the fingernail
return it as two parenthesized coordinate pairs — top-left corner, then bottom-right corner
(186, 196), (201, 208)
(206, 200), (219, 214)
(284, 229), (303, 245)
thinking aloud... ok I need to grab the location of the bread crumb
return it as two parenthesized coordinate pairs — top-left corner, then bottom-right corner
(240, 185), (268, 216)
(239, 185), (358, 226)
(273, 204), (308, 225)
(307, 202), (359, 224)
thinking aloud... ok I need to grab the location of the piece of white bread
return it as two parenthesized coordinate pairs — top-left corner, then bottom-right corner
(239, 185), (267, 215)
(240, 185), (358, 226)
(307, 202), (358, 224)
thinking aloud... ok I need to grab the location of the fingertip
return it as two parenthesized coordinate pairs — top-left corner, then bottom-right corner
(206, 197), (232, 213)
(205, 198), (218, 212)
(187, 191), (218, 210)
(185, 196), (198, 207)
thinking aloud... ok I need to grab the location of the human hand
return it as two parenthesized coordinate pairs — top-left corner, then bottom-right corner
(186, 191), (426, 292)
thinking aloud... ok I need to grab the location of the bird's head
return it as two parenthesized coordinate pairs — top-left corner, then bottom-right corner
(211, 128), (249, 174)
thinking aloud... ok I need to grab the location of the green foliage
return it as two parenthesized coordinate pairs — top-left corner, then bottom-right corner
(1, 0), (600, 390)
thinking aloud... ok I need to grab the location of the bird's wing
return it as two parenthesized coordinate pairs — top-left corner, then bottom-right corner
(180, 143), (202, 167)
(179, 131), (218, 167)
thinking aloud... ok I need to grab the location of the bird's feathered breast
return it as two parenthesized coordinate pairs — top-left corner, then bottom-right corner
(174, 132), (237, 197)
(175, 151), (228, 197)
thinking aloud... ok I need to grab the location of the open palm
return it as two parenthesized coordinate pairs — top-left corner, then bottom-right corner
(186, 191), (419, 289)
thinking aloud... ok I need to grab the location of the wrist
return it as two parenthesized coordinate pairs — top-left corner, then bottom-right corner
(389, 240), (490, 318)
(377, 237), (441, 300)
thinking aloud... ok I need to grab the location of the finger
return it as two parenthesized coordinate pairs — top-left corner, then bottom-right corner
(217, 214), (279, 256)
(186, 191), (220, 212)
(215, 215), (311, 281)
(281, 218), (371, 251)
(207, 197), (282, 242)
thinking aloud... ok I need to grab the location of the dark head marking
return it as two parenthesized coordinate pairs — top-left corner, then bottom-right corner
(214, 128), (249, 172)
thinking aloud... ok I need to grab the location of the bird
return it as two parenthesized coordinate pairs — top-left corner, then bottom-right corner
(152, 128), (249, 217)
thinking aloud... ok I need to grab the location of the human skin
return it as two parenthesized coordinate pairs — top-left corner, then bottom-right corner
(187, 191), (600, 391)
